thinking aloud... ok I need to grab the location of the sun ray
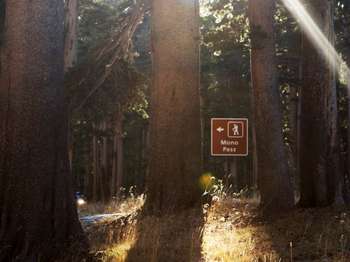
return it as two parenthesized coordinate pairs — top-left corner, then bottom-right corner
(281, 0), (350, 81)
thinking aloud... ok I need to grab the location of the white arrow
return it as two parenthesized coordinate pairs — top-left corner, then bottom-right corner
(216, 127), (224, 133)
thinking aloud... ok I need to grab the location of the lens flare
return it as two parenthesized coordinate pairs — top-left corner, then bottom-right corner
(199, 173), (215, 191)
(77, 198), (86, 206)
(281, 0), (350, 80)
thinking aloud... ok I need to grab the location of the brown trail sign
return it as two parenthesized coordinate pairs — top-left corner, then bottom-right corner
(211, 118), (248, 156)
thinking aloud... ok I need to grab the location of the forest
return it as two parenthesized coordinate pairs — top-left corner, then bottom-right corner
(1, 0), (350, 261)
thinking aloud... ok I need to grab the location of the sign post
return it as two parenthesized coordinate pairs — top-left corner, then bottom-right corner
(211, 118), (248, 156)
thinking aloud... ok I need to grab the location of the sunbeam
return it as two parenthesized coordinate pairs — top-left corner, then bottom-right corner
(281, 0), (350, 80)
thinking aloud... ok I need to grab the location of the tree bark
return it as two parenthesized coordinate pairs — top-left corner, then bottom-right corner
(146, 0), (202, 214)
(0, 0), (86, 260)
(248, 0), (294, 211)
(299, 0), (340, 207)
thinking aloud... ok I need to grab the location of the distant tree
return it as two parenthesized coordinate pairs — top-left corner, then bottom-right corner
(64, 0), (79, 72)
(64, 0), (79, 171)
(111, 106), (124, 198)
(145, 0), (202, 213)
(248, 0), (294, 211)
(0, 1), (86, 260)
(298, 0), (340, 206)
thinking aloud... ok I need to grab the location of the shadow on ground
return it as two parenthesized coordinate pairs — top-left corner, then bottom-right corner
(257, 207), (350, 261)
(126, 207), (204, 262)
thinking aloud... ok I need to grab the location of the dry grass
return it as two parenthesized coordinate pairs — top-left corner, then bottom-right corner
(83, 196), (350, 262)
(78, 194), (145, 217)
(203, 198), (350, 261)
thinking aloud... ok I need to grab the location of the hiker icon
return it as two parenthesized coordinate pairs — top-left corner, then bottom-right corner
(227, 121), (244, 138)
(232, 124), (240, 136)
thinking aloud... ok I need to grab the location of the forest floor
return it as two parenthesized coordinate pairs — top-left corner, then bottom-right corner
(79, 196), (350, 262)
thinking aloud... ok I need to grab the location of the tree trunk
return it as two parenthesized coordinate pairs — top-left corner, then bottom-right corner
(146, 0), (202, 214)
(0, 0), (4, 54)
(64, 0), (78, 173)
(111, 108), (123, 198)
(299, 0), (340, 207)
(100, 121), (107, 202)
(250, 82), (258, 191)
(116, 118), (123, 197)
(341, 51), (350, 204)
(92, 125), (98, 202)
(296, 50), (303, 201)
(143, 122), (150, 190)
(0, 1), (86, 260)
(64, 0), (78, 72)
(287, 84), (298, 189)
(328, 3), (343, 206)
(345, 72), (350, 203)
(248, 0), (294, 211)
(223, 159), (229, 186)
(230, 158), (238, 192)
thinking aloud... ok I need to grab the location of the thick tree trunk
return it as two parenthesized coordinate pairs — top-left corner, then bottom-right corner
(248, 0), (294, 211)
(0, 0), (86, 260)
(299, 0), (340, 207)
(146, 0), (202, 214)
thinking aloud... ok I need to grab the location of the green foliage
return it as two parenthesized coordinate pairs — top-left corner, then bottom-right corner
(78, 0), (137, 59)
(200, 0), (252, 181)
(69, 0), (149, 193)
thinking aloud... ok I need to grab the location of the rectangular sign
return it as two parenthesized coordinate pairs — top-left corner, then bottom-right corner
(211, 118), (248, 156)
